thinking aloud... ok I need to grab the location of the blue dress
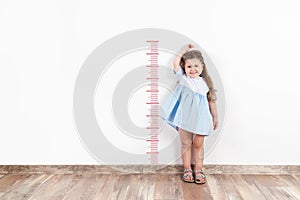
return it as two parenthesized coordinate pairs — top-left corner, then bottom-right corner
(159, 68), (212, 136)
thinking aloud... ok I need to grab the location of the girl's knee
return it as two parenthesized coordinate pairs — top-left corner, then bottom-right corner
(179, 128), (193, 150)
(193, 141), (202, 149)
(193, 136), (204, 149)
(181, 138), (193, 150)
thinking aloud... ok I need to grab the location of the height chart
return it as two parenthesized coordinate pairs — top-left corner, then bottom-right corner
(146, 41), (159, 164)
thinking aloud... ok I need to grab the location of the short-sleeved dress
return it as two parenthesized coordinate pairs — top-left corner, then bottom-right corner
(159, 68), (212, 136)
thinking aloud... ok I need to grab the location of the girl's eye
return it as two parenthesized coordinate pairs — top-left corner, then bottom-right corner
(187, 66), (191, 68)
(194, 65), (199, 68)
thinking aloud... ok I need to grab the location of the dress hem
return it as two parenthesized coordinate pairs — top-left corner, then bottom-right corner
(164, 119), (211, 136)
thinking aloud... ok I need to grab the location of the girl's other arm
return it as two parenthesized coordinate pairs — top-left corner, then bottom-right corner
(209, 101), (218, 130)
(173, 44), (194, 72)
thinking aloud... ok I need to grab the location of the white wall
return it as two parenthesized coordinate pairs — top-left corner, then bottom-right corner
(1, 0), (300, 165)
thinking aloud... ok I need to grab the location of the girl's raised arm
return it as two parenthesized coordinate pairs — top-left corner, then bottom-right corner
(173, 44), (194, 72)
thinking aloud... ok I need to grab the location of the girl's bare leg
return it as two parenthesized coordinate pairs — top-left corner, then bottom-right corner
(193, 134), (205, 170)
(179, 128), (193, 169)
(193, 134), (207, 183)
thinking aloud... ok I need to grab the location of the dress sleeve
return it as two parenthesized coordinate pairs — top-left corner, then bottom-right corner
(173, 67), (184, 80)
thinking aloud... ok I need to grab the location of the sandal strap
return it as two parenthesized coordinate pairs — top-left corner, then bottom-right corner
(195, 174), (206, 179)
(183, 169), (193, 178)
(194, 170), (206, 178)
(194, 169), (204, 173)
(184, 168), (193, 173)
(183, 173), (193, 178)
(183, 168), (194, 181)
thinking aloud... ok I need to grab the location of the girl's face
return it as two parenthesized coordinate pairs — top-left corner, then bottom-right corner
(184, 58), (203, 78)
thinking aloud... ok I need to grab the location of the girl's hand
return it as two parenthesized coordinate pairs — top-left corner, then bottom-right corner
(213, 117), (218, 130)
(180, 44), (194, 54)
(174, 44), (194, 72)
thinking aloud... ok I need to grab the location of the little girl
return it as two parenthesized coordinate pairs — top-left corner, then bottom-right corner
(161, 44), (218, 184)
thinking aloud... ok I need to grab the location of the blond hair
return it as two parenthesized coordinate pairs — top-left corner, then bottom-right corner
(180, 50), (217, 102)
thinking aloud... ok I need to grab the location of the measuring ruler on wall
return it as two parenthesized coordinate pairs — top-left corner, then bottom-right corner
(146, 40), (159, 164)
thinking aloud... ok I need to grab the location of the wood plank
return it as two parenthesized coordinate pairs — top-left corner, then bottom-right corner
(153, 174), (183, 200)
(240, 175), (275, 199)
(107, 174), (158, 200)
(119, 174), (155, 200)
(135, 174), (156, 200)
(91, 174), (117, 200)
(0, 174), (29, 197)
(26, 174), (80, 200)
(277, 175), (300, 198)
(231, 174), (266, 200)
(111, 175), (132, 199)
(0, 174), (50, 199)
(219, 174), (244, 199)
(268, 186), (299, 200)
(62, 174), (109, 200)
(205, 174), (228, 199)
(251, 175), (296, 200)
(292, 175), (300, 185)
(182, 175), (213, 200)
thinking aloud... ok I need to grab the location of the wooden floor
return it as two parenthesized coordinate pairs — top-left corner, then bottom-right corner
(0, 173), (300, 200)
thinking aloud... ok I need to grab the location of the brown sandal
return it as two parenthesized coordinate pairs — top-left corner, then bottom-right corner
(194, 169), (206, 184)
(182, 169), (194, 183)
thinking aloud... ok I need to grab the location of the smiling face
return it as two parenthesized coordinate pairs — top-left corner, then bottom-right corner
(184, 58), (203, 78)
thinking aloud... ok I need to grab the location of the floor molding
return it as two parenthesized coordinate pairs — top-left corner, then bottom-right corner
(0, 164), (299, 175)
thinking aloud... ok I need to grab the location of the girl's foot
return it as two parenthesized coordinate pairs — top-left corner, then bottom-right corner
(182, 169), (194, 183)
(194, 169), (206, 184)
